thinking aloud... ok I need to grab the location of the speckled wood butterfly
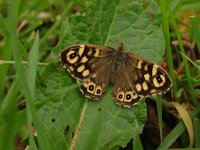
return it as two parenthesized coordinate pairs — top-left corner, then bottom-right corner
(59, 44), (172, 108)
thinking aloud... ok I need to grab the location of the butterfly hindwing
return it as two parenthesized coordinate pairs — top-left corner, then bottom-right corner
(80, 73), (110, 100)
(112, 70), (143, 108)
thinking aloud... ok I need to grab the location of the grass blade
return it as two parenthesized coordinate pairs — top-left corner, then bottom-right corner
(171, 102), (194, 148)
(190, 16), (200, 54)
(168, 1), (197, 106)
(159, 0), (178, 101)
(157, 107), (200, 149)
(156, 95), (163, 142)
(133, 133), (143, 150)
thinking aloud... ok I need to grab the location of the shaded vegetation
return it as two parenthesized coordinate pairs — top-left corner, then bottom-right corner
(0, 0), (200, 150)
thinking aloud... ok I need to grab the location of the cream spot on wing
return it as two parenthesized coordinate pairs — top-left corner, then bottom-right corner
(66, 50), (75, 56)
(94, 86), (103, 95)
(144, 74), (150, 81)
(92, 74), (97, 78)
(137, 60), (142, 69)
(87, 82), (96, 94)
(142, 82), (148, 91)
(81, 56), (88, 63)
(123, 105), (131, 108)
(153, 78), (160, 87)
(152, 65), (158, 76)
(88, 49), (93, 56)
(136, 84), (142, 92)
(151, 89), (156, 93)
(83, 79), (90, 87)
(69, 66), (74, 71)
(77, 65), (85, 72)
(67, 56), (78, 64)
(144, 64), (148, 71)
(78, 45), (85, 56)
(117, 91), (124, 102)
(132, 91), (137, 99)
(94, 48), (100, 57)
(132, 102), (139, 107)
(82, 69), (90, 77)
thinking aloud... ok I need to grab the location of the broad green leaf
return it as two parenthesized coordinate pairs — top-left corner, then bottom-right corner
(37, 0), (165, 149)
(53, 0), (165, 63)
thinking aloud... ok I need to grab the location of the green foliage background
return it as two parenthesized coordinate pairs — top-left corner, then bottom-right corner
(1, 0), (200, 149)
(0, 0), (172, 149)
(36, 0), (165, 149)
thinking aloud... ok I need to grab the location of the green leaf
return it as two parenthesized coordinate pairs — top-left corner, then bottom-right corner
(26, 31), (39, 150)
(133, 132), (143, 150)
(54, 0), (165, 63)
(36, 66), (146, 149)
(38, 0), (165, 149)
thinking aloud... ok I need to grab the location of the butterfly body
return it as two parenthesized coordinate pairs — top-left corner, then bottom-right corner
(59, 44), (172, 108)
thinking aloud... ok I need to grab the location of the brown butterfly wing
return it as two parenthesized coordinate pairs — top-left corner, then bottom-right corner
(60, 44), (114, 99)
(79, 65), (111, 100)
(60, 44), (114, 80)
(112, 61), (143, 108)
(126, 52), (172, 96)
(112, 52), (172, 108)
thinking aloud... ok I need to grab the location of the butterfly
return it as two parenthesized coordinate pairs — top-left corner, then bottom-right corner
(59, 43), (172, 108)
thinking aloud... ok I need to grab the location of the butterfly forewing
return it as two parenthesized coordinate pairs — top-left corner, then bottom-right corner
(59, 44), (114, 80)
(126, 53), (172, 96)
